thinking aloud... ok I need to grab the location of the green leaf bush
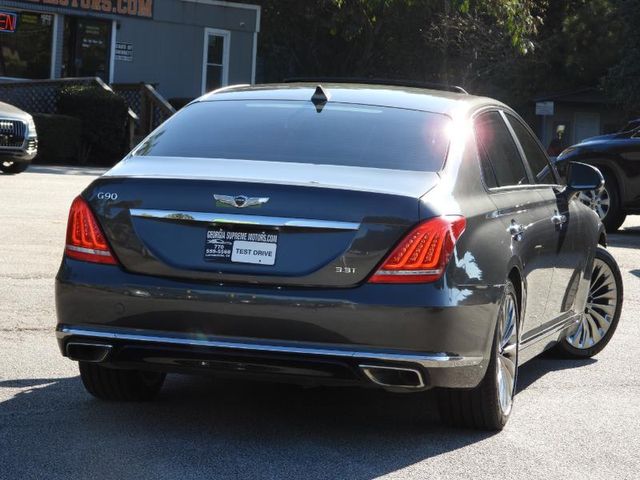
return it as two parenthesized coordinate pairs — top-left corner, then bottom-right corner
(57, 85), (129, 165)
(32, 113), (82, 165)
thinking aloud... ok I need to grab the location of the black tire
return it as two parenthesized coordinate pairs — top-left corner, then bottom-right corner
(79, 362), (166, 401)
(0, 160), (29, 174)
(556, 247), (623, 358)
(437, 281), (519, 430)
(600, 172), (626, 232)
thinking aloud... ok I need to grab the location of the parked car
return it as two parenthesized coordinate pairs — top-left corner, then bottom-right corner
(555, 128), (640, 231)
(55, 82), (623, 430)
(0, 101), (37, 174)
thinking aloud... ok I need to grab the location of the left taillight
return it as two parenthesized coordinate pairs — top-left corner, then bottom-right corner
(64, 196), (118, 265)
(368, 215), (466, 284)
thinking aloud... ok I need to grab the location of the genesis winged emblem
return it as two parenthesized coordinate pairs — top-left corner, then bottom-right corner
(214, 194), (270, 208)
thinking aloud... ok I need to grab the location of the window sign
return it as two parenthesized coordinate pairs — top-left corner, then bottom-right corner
(0, 11), (18, 33)
(0, 11), (53, 78)
(536, 101), (554, 116)
(115, 42), (133, 62)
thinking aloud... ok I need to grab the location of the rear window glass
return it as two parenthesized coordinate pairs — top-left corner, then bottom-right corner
(133, 100), (451, 172)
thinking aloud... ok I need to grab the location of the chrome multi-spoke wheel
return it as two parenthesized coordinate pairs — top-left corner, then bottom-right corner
(578, 187), (610, 221)
(559, 246), (623, 358)
(497, 292), (518, 415)
(578, 172), (626, 232)
(567, 257), (618, 349)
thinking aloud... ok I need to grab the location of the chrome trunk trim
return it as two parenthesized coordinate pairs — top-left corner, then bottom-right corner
(130, 208), (360, 231)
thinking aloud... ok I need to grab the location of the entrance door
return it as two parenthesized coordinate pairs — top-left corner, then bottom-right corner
(62, 17), (112, 81)
(573, 112), (600, 143)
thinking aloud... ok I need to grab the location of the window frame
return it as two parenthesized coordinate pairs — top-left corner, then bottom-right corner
(503, 111), (561, 187)
(473, 108), (534, 192)
(473, 106), (562, 194)
(201, 27), (231, 95)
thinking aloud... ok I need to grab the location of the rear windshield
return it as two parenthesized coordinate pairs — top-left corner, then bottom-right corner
(134, 100), (450, 172)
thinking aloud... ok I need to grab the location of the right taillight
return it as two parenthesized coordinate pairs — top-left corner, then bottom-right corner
(368, 215), (466, 284)
(65, 196), (118, 265)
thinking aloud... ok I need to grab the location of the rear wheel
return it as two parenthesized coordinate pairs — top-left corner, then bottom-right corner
(437, 281), (519, 430)
(0, 160), (29, 174)
(79, 362), (166, 401)
(557, 247), (623, 358)
(578, 172), (626, 232)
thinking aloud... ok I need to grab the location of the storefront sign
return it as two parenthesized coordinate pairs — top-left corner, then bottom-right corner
(115, 41), (133, 61)
(0, 10), (18, 32)
(535, 101), (555, 116)
(15, 0), (153, 19)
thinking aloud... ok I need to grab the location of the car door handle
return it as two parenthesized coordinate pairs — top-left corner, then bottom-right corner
(508, 221), (525, 240)
(551, 213), (567, 225)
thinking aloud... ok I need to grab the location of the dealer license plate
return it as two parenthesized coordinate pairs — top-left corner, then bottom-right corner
(204, 227), (278, 265)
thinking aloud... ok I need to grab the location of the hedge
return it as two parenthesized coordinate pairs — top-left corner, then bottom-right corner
(168, 97), (194, 110)
(32, 113), (82, 165)
(57, 85), (130, 165)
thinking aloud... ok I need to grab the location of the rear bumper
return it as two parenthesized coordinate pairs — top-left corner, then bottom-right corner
(55, 259), (503, 389)
(0, 141), (37, 162)
(56, 324), (485, 390)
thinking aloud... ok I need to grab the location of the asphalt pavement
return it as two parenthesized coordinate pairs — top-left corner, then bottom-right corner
(1, 166), (639, 480)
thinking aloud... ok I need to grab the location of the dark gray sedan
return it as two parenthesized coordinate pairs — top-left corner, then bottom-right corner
(55, 82), (623, 430)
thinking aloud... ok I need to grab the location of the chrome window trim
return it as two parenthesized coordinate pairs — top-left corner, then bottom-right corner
(502, 111), (561, 186)
(57, 326), (483, 369)
(471, 106), (564, 193)
(130, 208), (361, 231)
(472, 108), (533, 191)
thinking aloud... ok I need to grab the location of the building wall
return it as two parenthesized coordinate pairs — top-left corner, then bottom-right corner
(114, 0), (259, 99)
(536, 104), (627, 150)
(0, 0), (260, 99)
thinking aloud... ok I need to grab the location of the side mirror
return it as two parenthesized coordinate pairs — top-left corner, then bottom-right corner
(566, 161), (604, 193)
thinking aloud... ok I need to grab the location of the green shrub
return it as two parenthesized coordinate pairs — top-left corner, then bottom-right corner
(32, 114), (82, 165)
(57, 85), (129, 165)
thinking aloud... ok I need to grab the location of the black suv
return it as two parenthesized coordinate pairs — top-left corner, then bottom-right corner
(0, 101), (38, 174)
(555, 128), (640, 231)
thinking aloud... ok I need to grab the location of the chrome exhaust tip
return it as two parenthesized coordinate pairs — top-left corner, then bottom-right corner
(66, 342), (112, 363)
(359, 364), (425, 389)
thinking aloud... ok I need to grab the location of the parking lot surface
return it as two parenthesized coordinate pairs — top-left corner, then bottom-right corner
(1, 166), (639, 480)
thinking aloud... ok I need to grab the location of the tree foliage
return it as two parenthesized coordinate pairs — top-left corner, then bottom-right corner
(249, 0), (636, 114)
(605, 0), (640, 113)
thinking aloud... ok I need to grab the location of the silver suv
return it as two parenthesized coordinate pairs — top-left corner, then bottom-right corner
(0, 101), (37, 174)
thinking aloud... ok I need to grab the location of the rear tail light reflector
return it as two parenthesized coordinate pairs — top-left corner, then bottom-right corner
(369, 215), (466, 284)
(65, 196), (118, 265)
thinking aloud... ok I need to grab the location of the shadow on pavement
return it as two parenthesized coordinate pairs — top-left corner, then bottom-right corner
(0, 355), (592, 479)
(608, 226), (640, 250)
(0, 374), (488, 479)
(517, 355), (596, 392)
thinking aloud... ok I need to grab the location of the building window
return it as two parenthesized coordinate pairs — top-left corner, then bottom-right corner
(202, 28), (230, 94)
(0, 11), (53, 79)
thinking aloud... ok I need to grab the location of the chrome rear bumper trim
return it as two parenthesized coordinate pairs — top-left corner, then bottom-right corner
(130, 208), (360, 231)
(57, 326), (482, 369)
